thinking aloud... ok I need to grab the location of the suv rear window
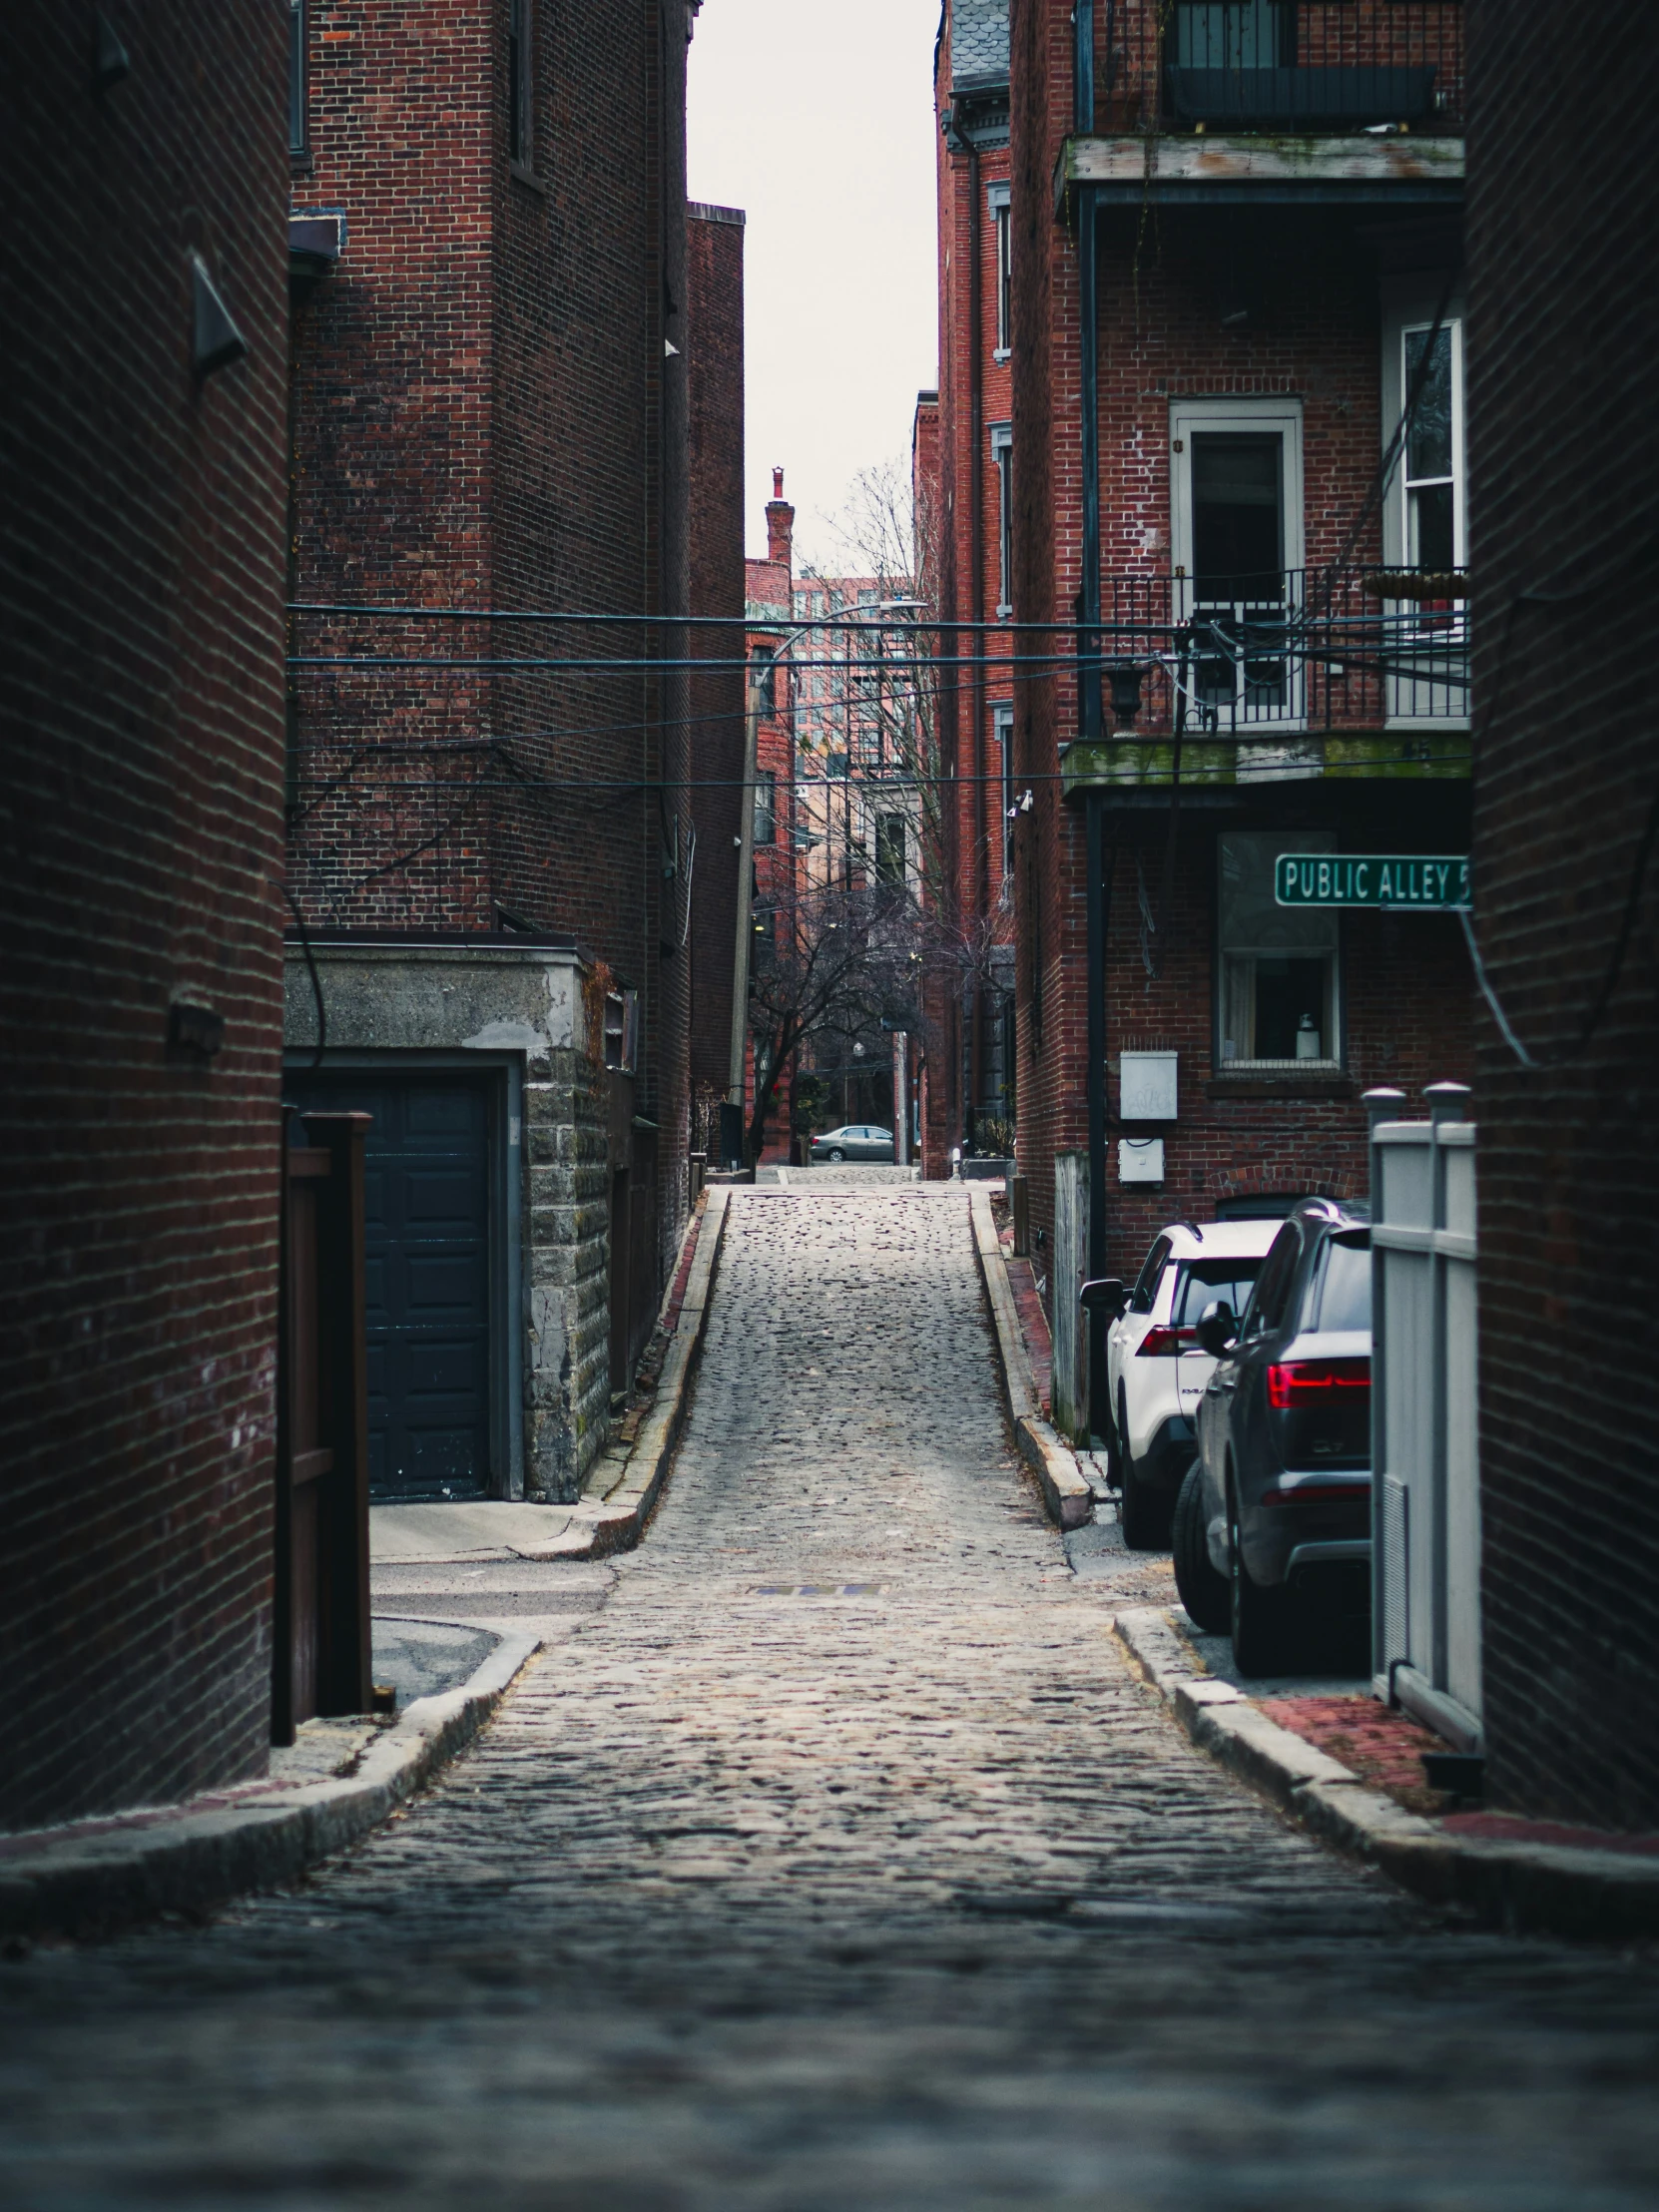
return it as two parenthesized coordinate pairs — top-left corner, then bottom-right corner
(1172, 1259), (1264, 1328)
(1313, 1230), (1372, 1333)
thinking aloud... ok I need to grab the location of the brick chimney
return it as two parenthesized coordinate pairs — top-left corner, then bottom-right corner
(765, 465), (795, 577)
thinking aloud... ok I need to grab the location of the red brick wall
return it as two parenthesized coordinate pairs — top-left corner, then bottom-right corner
(1006, 0), (1473, 1328)
(0, 2), (290, 1826)
(687, 207), (748, 1100)
(1464, 0), (1659, 1829)
(288, 0), (697, 1270)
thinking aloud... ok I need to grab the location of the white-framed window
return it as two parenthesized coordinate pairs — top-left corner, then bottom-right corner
(1217, 830), (1341, 1072)
(507, 0), (533, 169)
(754, 770), (777, 847)
(990, 421), (1013, 618)
(874, 813), (907, 886)
(1170, 396), (1305, 731)
(1382, 278), (1468, 727)
(993, 701), (1015, 873)
(988, 181), (1012, 357)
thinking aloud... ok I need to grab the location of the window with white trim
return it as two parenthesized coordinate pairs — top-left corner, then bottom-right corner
(993, 702), (1014, 873)
(988, 182), (1012, 356)
(990, 422), (1012, 619)
(1170, 396), (1305, 731)
(1381, 280), (1468, 724)
(1217, 830), (1341, 1071)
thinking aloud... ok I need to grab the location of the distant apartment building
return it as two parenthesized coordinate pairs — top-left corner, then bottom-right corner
(973, 0), (1473, 1432)
(284, 0), (727, 1502)
(1, 6), (291, 1825)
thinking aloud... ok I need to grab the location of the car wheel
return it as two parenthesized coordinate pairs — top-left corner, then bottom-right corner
(826, 1148), (844, 1163)
(1229, 1479), (1295, 1677)
(1117, 1386), (1172, 1549)
(1172, 1461), (1229, 1633)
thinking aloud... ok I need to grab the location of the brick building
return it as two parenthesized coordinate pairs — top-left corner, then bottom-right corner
(923, 0), (1019, 1172)
(991, 0), (1474, 1436)
(283, 0), (721, 1502)
(686, 203), (749, 1138)
(1462, 0), (1658, 1829)
(0, 2), (290, 1825)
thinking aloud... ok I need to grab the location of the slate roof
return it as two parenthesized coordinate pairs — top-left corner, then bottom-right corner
(950, 0), (1008, 91)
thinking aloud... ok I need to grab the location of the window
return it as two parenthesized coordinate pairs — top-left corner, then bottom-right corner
(1129, 1236), (1173, 1316)
(1177, 1), (1287, 69)
(990, 422), (1013, 618)
(508, 0), (532, 169)
(989, 183), (1012, 356)
(1242, 1221), (1302, 1339)
(288, 0), (305, 154)
(994, 702), (1015, 871)
(1172, 1258), (1265, 1329)
(602, 989), (637, 1072)
(1382, 282), (1468, 725)
(874, 813), (906, 886)
(753, 770), (777, 847)
(751, 644), (777, 718)
(1217, 830), (1340, 1070)
(1170, 398), (1304, 729)
(1313, 1230), (1372, 1335)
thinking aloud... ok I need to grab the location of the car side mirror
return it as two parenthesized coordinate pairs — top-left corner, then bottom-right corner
(1079, 1278), (1126, 1318)
(1195, 1300), (1237, 1358)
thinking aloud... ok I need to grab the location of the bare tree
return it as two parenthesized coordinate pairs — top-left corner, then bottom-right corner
(745, 880), (923, 1160)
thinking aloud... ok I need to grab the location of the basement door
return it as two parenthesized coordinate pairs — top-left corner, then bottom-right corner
(285, 1073), (493, 1502)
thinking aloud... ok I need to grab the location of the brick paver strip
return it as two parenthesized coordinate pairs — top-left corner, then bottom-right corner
(3, 1189), (1658, 2204)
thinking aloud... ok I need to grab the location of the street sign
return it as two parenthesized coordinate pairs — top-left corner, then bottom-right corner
(1275, 853), (1470, 910)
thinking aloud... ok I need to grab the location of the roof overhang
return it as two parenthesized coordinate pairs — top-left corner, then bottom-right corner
(1056, 133), (1464, 218)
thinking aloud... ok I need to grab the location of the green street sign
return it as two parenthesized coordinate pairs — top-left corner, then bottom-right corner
(1275, 853), (1470, 910)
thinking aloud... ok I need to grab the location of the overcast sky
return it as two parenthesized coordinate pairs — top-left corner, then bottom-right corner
(687, 0), (941, 571)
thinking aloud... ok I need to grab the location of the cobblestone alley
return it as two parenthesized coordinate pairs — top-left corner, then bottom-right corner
(3, 1186), (1658, 2209)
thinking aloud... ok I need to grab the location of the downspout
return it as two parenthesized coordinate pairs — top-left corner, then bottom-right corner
(1075, 0), (1109, 1434)
(967, 138), (986, 1144)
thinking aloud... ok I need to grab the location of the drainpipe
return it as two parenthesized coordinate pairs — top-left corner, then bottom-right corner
(1075, 2), (1107, 1432)
(968, 139), (986, 1145)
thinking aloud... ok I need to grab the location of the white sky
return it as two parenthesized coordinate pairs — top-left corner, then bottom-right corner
(688, 0), (941, 571)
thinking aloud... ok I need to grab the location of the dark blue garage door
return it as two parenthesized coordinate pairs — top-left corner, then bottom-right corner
(287, 1075), (492, 1502)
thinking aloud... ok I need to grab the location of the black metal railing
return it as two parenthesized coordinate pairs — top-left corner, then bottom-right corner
(1097, 1), (1465, 135)
(1082, 566), (1469, 738)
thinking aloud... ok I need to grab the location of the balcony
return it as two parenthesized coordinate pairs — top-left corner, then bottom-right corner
(1098, 1), (1465, 137)
(1076, 565), (1469, 755)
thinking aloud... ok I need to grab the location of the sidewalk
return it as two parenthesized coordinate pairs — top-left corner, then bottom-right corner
(1116, 1603), (1659, 1941)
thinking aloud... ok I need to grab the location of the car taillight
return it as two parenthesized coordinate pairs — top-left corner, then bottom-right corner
(1137, 1326), (1196, 1357)
(1263, 1483), (1365, 1507)
(1267, 1357), (1371, 1409)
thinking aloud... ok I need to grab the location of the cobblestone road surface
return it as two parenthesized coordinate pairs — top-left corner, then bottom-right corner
(4, 1188), (1658, 2208)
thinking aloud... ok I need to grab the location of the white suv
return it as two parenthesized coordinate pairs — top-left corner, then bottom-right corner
(1105, 1218), (1282, 1547)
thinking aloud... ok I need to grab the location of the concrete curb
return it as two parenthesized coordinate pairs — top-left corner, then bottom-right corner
(1114, 1605), (1659, 1941)
(0, 1628), (542, 1945)
(516, 1187), (732, 1562)
(968, 1186), (1092, 1532)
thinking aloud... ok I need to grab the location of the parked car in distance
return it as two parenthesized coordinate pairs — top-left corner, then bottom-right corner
(1104, 1218), (1281, 1548)
(1185, 1197), (1374, 1674)
(809, 1124), (895, 1163)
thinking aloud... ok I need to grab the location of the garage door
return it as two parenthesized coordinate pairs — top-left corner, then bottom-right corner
(286, 1074), (492, 1502)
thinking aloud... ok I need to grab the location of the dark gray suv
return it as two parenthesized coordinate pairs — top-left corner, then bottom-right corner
(1174, 1197), (1373, 1674)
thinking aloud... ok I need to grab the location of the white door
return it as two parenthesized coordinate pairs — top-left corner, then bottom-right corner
(1170, 398), (1305, 733)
